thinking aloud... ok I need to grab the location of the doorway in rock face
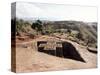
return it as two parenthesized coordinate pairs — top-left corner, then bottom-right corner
(37, 41), (85, 62)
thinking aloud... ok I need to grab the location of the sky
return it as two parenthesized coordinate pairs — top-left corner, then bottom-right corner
(15, 2), (97, 22)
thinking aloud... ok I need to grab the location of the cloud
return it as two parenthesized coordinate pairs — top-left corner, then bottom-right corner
(16, 2), (97, 22)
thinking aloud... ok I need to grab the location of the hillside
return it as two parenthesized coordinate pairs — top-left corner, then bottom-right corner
(15, 19), (97, 48)
(11, 18), (97, 72)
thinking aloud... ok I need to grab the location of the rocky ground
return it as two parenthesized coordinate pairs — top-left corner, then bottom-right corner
(15, 35), (97, 73)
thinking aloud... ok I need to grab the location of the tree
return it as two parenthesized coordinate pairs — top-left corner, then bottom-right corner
(31, 20), (43, 31)
(67, 29), (71, 34)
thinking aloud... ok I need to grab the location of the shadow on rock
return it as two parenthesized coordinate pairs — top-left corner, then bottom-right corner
(37, 41), (85, 63)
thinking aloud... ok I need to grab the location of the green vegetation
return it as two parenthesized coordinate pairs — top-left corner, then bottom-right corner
(14, 18), (97, 48)
(31, 20), (43, 32)
(16, 19), (31, 33)
(76, 32), (83, 41)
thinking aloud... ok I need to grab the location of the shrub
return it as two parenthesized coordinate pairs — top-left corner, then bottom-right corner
(76, 32), (83, 41)
(31, 20), (43, 32)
